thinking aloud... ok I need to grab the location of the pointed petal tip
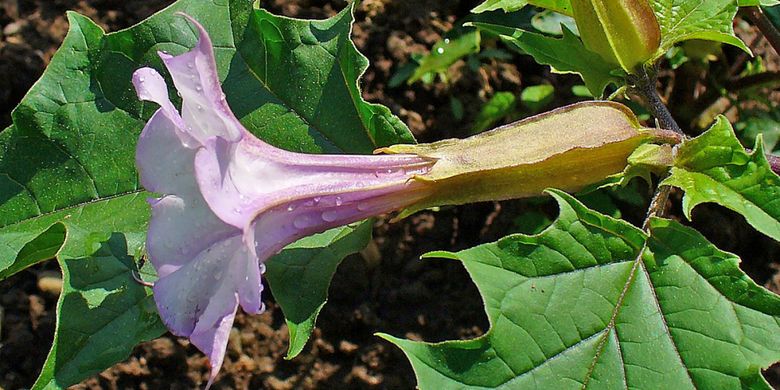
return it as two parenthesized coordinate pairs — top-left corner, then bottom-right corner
(132, 67), (166, 103)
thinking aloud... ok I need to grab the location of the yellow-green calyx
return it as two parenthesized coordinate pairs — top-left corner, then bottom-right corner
(378, 101), (674, 217)
(571, 0), (661, 73)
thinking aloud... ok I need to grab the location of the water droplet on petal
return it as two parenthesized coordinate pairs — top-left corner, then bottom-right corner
(293, 215), (312, 229)
(139, 77), (146, 83)
(334, 196), (343, 206)
(195, 85), (203, 92)
(233, 207), (242, 214)
(287, 204), (296, 212)
(322, 210), (338, 222)
(187, 62), (195, 69)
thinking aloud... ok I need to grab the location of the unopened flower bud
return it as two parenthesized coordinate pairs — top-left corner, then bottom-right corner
(571, 0), (661, 72)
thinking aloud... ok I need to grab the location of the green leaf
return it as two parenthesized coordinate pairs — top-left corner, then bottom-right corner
(736, 108), (780, 152)
(33, 233), (165, 390)
(1, 0), (412, 386)
(531, 9), (579, 36)
(409, 30), (481, 83)
(520, 83), (555, 112)
(662, 116), (780, 241)
(265, 221), (372, 359)
(472, 0), (573, 16)
(650, 0), (750, 57)
(381, 190), (780, 389)
(471, 92), (517, 134)
(470, 22), (621, 96)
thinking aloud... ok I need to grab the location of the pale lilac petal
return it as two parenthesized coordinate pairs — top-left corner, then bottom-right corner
(152, 233), (264, 368)
(135, 110), (236, 277)
(191, 299), (237, 389)
(159, 14), (242, 145)
(132, 68), (198, 148)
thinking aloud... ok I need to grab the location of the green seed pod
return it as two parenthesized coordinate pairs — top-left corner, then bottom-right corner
(571, 0), (661, 72)
(378, 101), (675, 217)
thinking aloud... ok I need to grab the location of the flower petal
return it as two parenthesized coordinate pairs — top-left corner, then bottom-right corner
(153, 234), (264, 387)
(159, 13), (242, 145)
(135, 109), (236, 278)
(132, 67), (197, 148)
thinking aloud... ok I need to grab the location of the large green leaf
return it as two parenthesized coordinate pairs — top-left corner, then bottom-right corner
(470, 22), (620, 96)
(265, 221), (372, 359)
(663, 116), (780, 241)
(651, 0), (749, 56)
(33, 233), (165, 389)
(381, 190), (780, 389)
(0, 0), (413, 386)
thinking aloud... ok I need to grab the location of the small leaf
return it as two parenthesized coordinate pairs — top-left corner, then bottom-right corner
(471, 22), (621, 96)
(382, 191), (780, 389)
(650, 0), (750, 56)
(409, 30), (481, 83)
(520, 84), (555, 112)
(265, 222), (372, 359)
(471, 92), (518, 134)
(662, 116), (780, 241)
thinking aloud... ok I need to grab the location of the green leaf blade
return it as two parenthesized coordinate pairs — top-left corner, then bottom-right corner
(651, 0), (749, 56)
(265, 221), (373, 359)
(662, 117), (780, 241)
(32, 233), (165, 390)
(470, 22), (620, 96)
(384, 191), (780, 389)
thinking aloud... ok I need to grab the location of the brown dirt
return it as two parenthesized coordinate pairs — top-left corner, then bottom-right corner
(1, 0), (780, 389)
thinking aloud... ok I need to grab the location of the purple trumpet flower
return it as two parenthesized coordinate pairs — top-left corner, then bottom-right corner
(133, 12), (671, 387)
(133, 15), (434, 387)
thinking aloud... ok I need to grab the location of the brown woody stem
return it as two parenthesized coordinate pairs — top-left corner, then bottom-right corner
(743, 6), (780, 56)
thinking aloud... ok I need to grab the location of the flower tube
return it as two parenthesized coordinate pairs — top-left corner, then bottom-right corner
(134, 14), (674, 387)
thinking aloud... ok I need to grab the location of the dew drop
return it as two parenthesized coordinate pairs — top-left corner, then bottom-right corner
(187, 62), (195, 69)
(334, 196), (343, 206)
(197, 104), (204, 111)
(322, 210), (338, 222)
(444, 38), (451, 44)
(286, 203), (296, 212)
(436, 47), (445, 54)
(293, 215), (311, 229)
(195, 85), (203, 92)
(138, 77), (146, 83)
(233, 207), (242, 214)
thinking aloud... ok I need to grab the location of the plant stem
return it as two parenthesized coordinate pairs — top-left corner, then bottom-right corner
(743, 6), (780, 56)
(629, 70), (683, 135)
(628, 69), (684, 229)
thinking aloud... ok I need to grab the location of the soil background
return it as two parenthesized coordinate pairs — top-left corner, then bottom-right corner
(1, 0), (779, 389)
